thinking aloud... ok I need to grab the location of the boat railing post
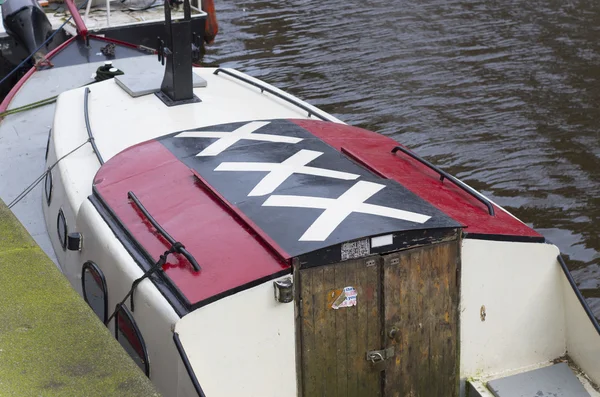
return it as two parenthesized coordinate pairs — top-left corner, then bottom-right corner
(84, 0), (92, 24)
(106, 0), (111, 27)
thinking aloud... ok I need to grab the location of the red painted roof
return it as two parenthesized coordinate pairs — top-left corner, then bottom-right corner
(94, 140), (289, 308)
(291, 120), (542, 239)
(93, 119), (541, 310)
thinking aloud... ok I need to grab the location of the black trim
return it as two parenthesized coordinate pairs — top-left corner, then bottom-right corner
(82, 261), (109, 325)
(90, 191), (292, 312)
(84, 87), (105, 165)
(128, 191), (201, 272)
(57, 208), (67, 250)
(213, 68), (334, 122)
(45, 128), (51, 161)
(297, 228), (460, 268)
(114, 304), (150, 377)
(90, 193), (190, 317)
(45, 171), (53, 206)
(463, 232), (545, 244)
(391, 146), (495, 216)
(173, 332), (206, 397)
(558, 255), (600, 335)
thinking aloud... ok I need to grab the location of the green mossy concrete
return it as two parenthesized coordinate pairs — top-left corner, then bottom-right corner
(0, 202), (160, 396)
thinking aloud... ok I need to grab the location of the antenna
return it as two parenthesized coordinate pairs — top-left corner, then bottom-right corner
(155, 0), (201, 106)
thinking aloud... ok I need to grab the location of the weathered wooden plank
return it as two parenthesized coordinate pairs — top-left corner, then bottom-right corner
(300, 267), (317, 397)
(383, 253), (402, 397)
(312, 267), (327, 396)
(346, 260), (359, 397)
(334, 263), (348, 397)
(323, 265), (337, 397)
(356, 258), (371, 397)
(366, 258), (382, 397)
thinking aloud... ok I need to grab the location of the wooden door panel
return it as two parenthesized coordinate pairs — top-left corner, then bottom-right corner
(383, 241), (459, 397)
(299, 257), (382, 397)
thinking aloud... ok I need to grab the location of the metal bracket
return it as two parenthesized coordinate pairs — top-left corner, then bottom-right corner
(366, 346), (395, 362)
(366, 346), (395, 371)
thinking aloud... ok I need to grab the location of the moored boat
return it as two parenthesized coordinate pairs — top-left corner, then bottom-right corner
(0, 0), (217, 98)
(1, 2), (599, 396)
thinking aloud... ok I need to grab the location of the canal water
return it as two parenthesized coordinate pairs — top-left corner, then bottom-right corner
(205, 0), (599, 316)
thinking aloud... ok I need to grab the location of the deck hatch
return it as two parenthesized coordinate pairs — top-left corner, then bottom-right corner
(158, 119), (461, 265)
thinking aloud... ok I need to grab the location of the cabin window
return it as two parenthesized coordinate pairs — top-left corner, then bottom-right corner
(82, 262), (108, 324)
(57, 209), (67, 250)
(115, 305), (149, 376)
(44, 171), (52, 205)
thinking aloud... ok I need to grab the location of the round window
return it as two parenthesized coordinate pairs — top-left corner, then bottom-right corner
(44, 171), (52, 206)
(57, 209), (67, 251)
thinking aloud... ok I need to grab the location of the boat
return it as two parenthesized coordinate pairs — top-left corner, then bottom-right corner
(1, 1), (599, 396)
(0, 0), (217, 98)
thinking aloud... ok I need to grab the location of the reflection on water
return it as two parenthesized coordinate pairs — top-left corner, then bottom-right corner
(207, 0), (599, 315)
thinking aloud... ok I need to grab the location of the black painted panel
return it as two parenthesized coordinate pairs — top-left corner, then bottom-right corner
(158, 119), (462, 260)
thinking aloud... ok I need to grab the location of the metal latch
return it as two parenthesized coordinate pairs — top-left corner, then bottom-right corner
(366, 346), (395, 371)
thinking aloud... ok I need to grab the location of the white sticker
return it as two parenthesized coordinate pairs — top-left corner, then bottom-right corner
(332, 286), (358, 309)
(341, 238), (370, 260)
(371, 234), (393, 248)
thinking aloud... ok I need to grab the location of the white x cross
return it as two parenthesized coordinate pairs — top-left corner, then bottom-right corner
(215, 149), (360, 196)
(263, 181), (431, 241)
(176, 121), (302, 157)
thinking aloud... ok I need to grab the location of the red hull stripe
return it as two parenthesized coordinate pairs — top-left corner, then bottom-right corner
(94, 141), (289, 307)
(291, 119), (542, 239)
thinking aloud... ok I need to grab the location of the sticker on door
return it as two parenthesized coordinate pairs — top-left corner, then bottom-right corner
(328, 286), (358, 309)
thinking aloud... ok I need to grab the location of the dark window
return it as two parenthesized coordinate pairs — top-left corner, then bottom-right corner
(57, 209), (67, 250)
(82, 262), (108, 324)
(115, 305), (149, 376)
(45, 171), (52, 206)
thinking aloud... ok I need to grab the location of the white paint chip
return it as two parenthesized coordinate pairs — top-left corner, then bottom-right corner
(371, 234), (393, 248)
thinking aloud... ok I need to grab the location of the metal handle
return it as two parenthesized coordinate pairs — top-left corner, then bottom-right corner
(391, 146), (495, 216)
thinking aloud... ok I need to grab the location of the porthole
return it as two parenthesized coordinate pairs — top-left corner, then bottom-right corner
(57, 209), (67, 251)
(115, 305), (149, 376)
(45, 128), (51, 160)
(82, 262), (108, 325)
(44, 171), (52, 206)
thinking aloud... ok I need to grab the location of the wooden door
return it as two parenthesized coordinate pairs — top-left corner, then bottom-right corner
(297, 240), (460, 397)
(382, 240), (460, 397)
(298, 256), (382, 397)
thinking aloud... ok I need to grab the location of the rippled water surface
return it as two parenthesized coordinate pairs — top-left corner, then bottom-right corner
(205, 0), (599, 315)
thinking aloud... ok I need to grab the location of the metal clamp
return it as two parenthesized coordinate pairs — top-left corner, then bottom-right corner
(366, 346), (395, 371)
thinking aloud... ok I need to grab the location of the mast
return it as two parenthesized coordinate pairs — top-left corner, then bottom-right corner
(155, 0), (201, 106)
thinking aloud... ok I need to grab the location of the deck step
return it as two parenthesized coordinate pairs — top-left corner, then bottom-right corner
(486, 362), (590, 397)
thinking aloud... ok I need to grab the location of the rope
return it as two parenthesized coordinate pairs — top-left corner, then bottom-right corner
(106, 244), (182, 324)
(0, 95), (58, 118)
(1, 65), (124, 119)
(7, 138), (91, 208)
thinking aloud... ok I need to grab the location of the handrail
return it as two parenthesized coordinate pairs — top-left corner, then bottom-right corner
(558, 255), (600, 335)
(391, 146), (495, 216)
(84, 88), (104, 165)
(213, 68), (336, 122)
(65, 0), (89, 36)
(173, 332), (206, 397)
(128, 191), (201, 272)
